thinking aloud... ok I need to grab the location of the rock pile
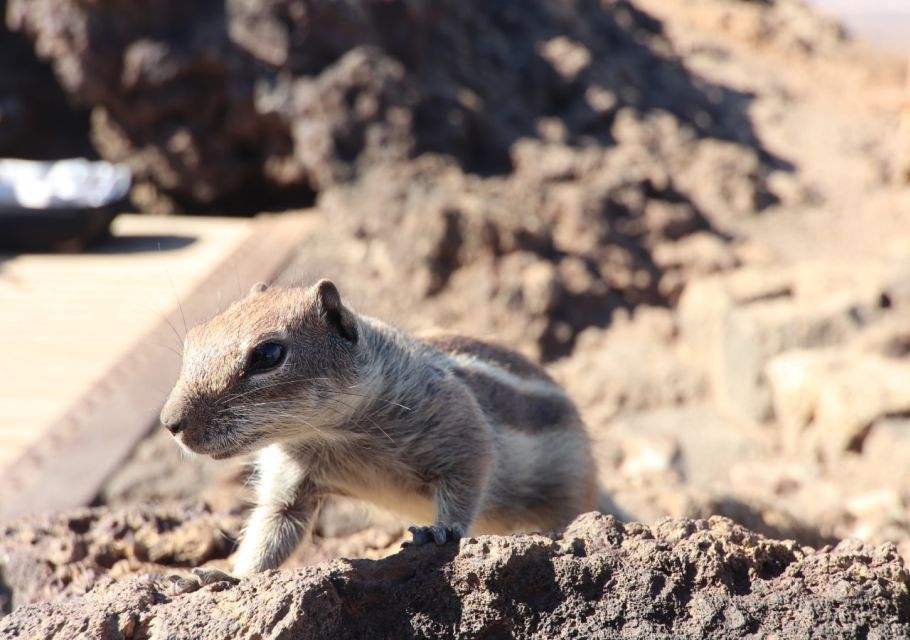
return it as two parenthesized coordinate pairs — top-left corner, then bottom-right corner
(7, 0), (794, 358)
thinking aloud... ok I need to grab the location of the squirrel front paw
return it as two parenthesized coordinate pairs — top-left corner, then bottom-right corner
(402, 524), (465, 547)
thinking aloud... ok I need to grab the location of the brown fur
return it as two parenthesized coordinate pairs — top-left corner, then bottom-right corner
(419, 333), (583, 434)
(450, 366), (580, 434)
(418, 332), (555, 382)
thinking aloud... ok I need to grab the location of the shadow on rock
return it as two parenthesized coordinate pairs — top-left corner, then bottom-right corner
(8, 0), (799, 358)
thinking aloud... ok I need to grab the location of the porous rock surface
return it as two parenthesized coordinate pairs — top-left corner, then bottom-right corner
(2, 507), (909, 639)
(0, 502), (242, 614)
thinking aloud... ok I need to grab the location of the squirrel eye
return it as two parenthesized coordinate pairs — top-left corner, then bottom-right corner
(246, 342), (286, 374)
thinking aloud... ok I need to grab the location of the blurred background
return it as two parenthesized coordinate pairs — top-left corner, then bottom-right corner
(2, 0), (910, 608)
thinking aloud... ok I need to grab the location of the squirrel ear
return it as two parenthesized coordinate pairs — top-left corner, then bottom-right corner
(249, 282), (269, 296)
(316, 279), (358, 343)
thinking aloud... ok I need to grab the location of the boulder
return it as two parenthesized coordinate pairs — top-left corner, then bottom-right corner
(679, 261), (905, 422)
(766, 350), (910, 460)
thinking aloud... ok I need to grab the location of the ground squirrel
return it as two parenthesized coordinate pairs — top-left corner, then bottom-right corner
(160, 280), (598, 575)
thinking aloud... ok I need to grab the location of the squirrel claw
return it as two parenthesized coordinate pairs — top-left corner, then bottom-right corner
(161, 567), (239, 596)
(163, 574), (201, 596)
(192, 567), (240, 586)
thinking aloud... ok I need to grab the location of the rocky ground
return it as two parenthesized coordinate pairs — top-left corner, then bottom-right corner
(3, 510), (909, 638)
(3, 0), (910, 637)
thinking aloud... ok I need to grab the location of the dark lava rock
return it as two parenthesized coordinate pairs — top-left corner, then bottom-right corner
(2, 509), (908, 639)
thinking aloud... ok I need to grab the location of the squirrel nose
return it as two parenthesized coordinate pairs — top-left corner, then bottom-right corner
(161, 395), (192, 436)
(162, 416), (183, 435)
(160, 401), (185, 435)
